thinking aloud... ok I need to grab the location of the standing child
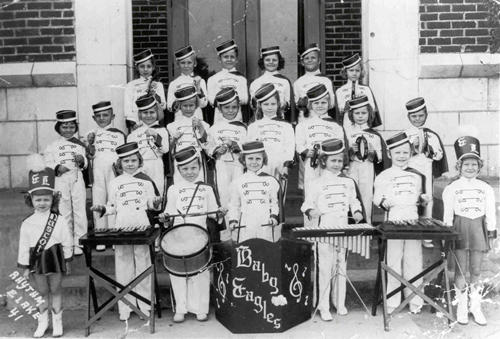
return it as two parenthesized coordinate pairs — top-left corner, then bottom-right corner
(301, 139), (364, 321)
(442, 136), (496, 326)
(405, 97), (448, 248)
(44, 110), (88, 255)
(167, 45), (207, 121)
(86, 101), (125, 250)
(167, 85), (210, 183)
(207, 88), (247, 211)
(124, 49), (167, 131)
(335, 54), (381, 128)
(373, 132), (430, 314)
(247, 83), (295, 179)
(18, 157), (73, 337)
(91, 142), (161, 321)
(127, 94), (170, 197)
(160, 147), (225, 323)
(228, 141), (281, 243)
(207, 40), (249, 123)
(345, 96), (390, 223)
(249, 46), (295, 123)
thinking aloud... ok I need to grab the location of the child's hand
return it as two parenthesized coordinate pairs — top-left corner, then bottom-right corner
(152, 197), (162, 209)
(87, 132), (96, 145)
(57, 165), (70, 175)
(380, 198), (392, 210)
(23, 269), (30, 278)
(217, 207), (228, 216)
(420, 194), (431, 206)
(90, 205), (106, 215)
(74, 154), (85, 168)
(145, 128), (158, 138)
(158, 212), (170, 223)
(229, 220), (239, 230)
(351, 143), (359, 153)
(307, 209), (321, 220)
(353, 211), (363, 223)
(172, 130), (184, 140)
(215, 144), (228, 157)
(306, 149), (315, 158)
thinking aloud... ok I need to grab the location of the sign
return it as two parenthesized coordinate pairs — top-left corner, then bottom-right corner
(213, 238), (312, 333)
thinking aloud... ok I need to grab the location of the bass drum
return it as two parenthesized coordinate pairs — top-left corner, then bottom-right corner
(160, 223), (212, 277)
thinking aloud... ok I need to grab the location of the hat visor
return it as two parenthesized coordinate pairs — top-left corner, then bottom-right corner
(458, 153), (481, 161)
(29, 188), (55, 195)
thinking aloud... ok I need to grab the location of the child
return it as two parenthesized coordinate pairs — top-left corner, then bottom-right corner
(166, 45), (207, 121)
(345, 96), (390, 223)
(18, 156), (73, 337)
(207, 88), (247, 210)
(249, 46), (295, 122)
(86, 101), (125, 250)
(44, 110), (88, 255)
(247, 83), (295, 179)
(301, 139), (364, 321)
(91, 142), (161, 321)
(405, 97), (448, 248)
(167, 85), (210, 183)
(335, 54), (381, 128)
(160, 147), (225, 323)
(442, 136), (496, 326)
(228, 141), (280, 243)
(124, 49), (167, 131)
(295, 84), (345, 195)
(127, 94), (170, 197)
(373, 132), (430, 314)
(207, 40), (249, 123)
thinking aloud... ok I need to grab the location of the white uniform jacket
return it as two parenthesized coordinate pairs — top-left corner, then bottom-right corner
(124, 76), (167, 123)
(166, 73), (207, 120)
(207, 68), (248, 122)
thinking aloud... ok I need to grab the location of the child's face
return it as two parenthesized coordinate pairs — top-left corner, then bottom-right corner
(460, 158), (480, 179)
(59, 122), (77, 138)
(263, 54), (279, 72)
(325, 153), (344, 173)
(390, 143), (411, 168)
(352, 107), (369, 125)
(408, 110), (427, 128)
(178, 56), (195, 75)
(310, 96), (329, 116)
(346, 63), (362, 82)
(179, 98), (197, 118)
(32, 194), (53, 213)
(220, 99), (239, 120)
(137, 59), (154, 78)
(260, 96), (278, 118)
(178, 158), (200, 182)
(219, 49), (238, 70)
(93, 109), (114, 128)
(139, 107), (158, 126)
(121, 154), (140, 174)
(245, 153), (264, 173)
(301, 51), (320, 72)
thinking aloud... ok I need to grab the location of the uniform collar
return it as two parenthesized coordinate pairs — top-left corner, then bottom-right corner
(34, 209), (51, 217)
(264, 70), (279, 76)
(322, 170), (340, 179)
(305, 69), (321, 76)
(140, 75), (153, 81)
(458, 176), (478, 183)
(221, 67), (237, 73)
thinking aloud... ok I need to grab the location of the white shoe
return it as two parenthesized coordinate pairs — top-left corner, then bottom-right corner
(33, 310), (49, 338)
(319, 310), (333, 321)
(409, 304), (422, 314)
(74, 246), (83, 256)
(469, 285), (487, 326)
(52, 310), (63, 337)
(96, 244), (106, 251)
(173, 313), (185, 323)
(422, 240), (434, 248)
(336, 306), (348, 316)
(119, 312), (130, 321)
(455, 287), (469, 325)
(196, 313), (208, 322)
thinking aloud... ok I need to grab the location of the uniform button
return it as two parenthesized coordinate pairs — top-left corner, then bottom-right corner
(136, 207), (140, 210)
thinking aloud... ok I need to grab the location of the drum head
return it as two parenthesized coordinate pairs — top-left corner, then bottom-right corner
(160, 223), (209, 257)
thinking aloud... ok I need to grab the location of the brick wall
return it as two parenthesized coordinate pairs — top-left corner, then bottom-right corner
(324, 0), (362, 88)
(0, 0), (75, 63)
(131, 0), (168, 83)
(419, 0), (493, 53)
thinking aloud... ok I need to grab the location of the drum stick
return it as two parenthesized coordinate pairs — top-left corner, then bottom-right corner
(155, 210), (220, 219)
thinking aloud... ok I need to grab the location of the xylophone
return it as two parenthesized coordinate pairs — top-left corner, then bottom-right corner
(291, 223), (375, 259)
(377, 218), (456, 240)
(88, 225), (154, 237)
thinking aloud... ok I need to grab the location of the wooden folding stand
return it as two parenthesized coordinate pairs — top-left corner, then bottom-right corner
(371, 225), (460, 331)
(79, 228), (162, 336)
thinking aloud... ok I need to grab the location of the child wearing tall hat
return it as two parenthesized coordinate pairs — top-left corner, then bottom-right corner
(159, 147), (226, 323)
(228, 141), (281, 243)
(124, 49), (167, 131)
(373, 132), (430, 314)
(167, 84), (210, 183)
(18, 155), (73, 337)
(249, 46), (295, 123)
(91, 142), (162, 321)
(345, 95), (391, 223)
(86, 101), (125, 249)
(207, 39), (249, 123)
(44, 110), (88, 256)
(167, 45), (207, 121)
(442, 136), (497, 326)
(301, 138), (364, 321)
(295, 84), (345, 198)
(127, 94), (170, 197)
(207, 88), (247, 213)
(335, 54), (381, 128)
(404, 97), (448, 248)
(247, 83), (295, 179)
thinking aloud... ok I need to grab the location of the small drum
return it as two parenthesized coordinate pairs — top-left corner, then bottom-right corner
(160, 223), (212, 277)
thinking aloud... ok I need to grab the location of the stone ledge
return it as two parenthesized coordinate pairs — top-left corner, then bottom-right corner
(419, 53), (500, 79)
(0, 62), (76, 88)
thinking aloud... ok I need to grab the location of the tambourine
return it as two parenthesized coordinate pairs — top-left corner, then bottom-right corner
(355, 135), (369, 161)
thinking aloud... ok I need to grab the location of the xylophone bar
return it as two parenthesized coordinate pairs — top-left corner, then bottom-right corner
(300, 235), (372, 259)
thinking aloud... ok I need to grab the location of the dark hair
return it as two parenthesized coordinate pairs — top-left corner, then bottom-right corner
(255, 91), (283, 120)
(340, 62), (365, 80)
(25, 191), (61, 214)
(257, 53), (285, 71)
(238, 151), (268, 168)
(54, 121), (79, 135)
(115, 153), (144, 173)
(134, 56), (159, 79)
(347, 104), (375, 127)
(194, 56), (215, 81)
